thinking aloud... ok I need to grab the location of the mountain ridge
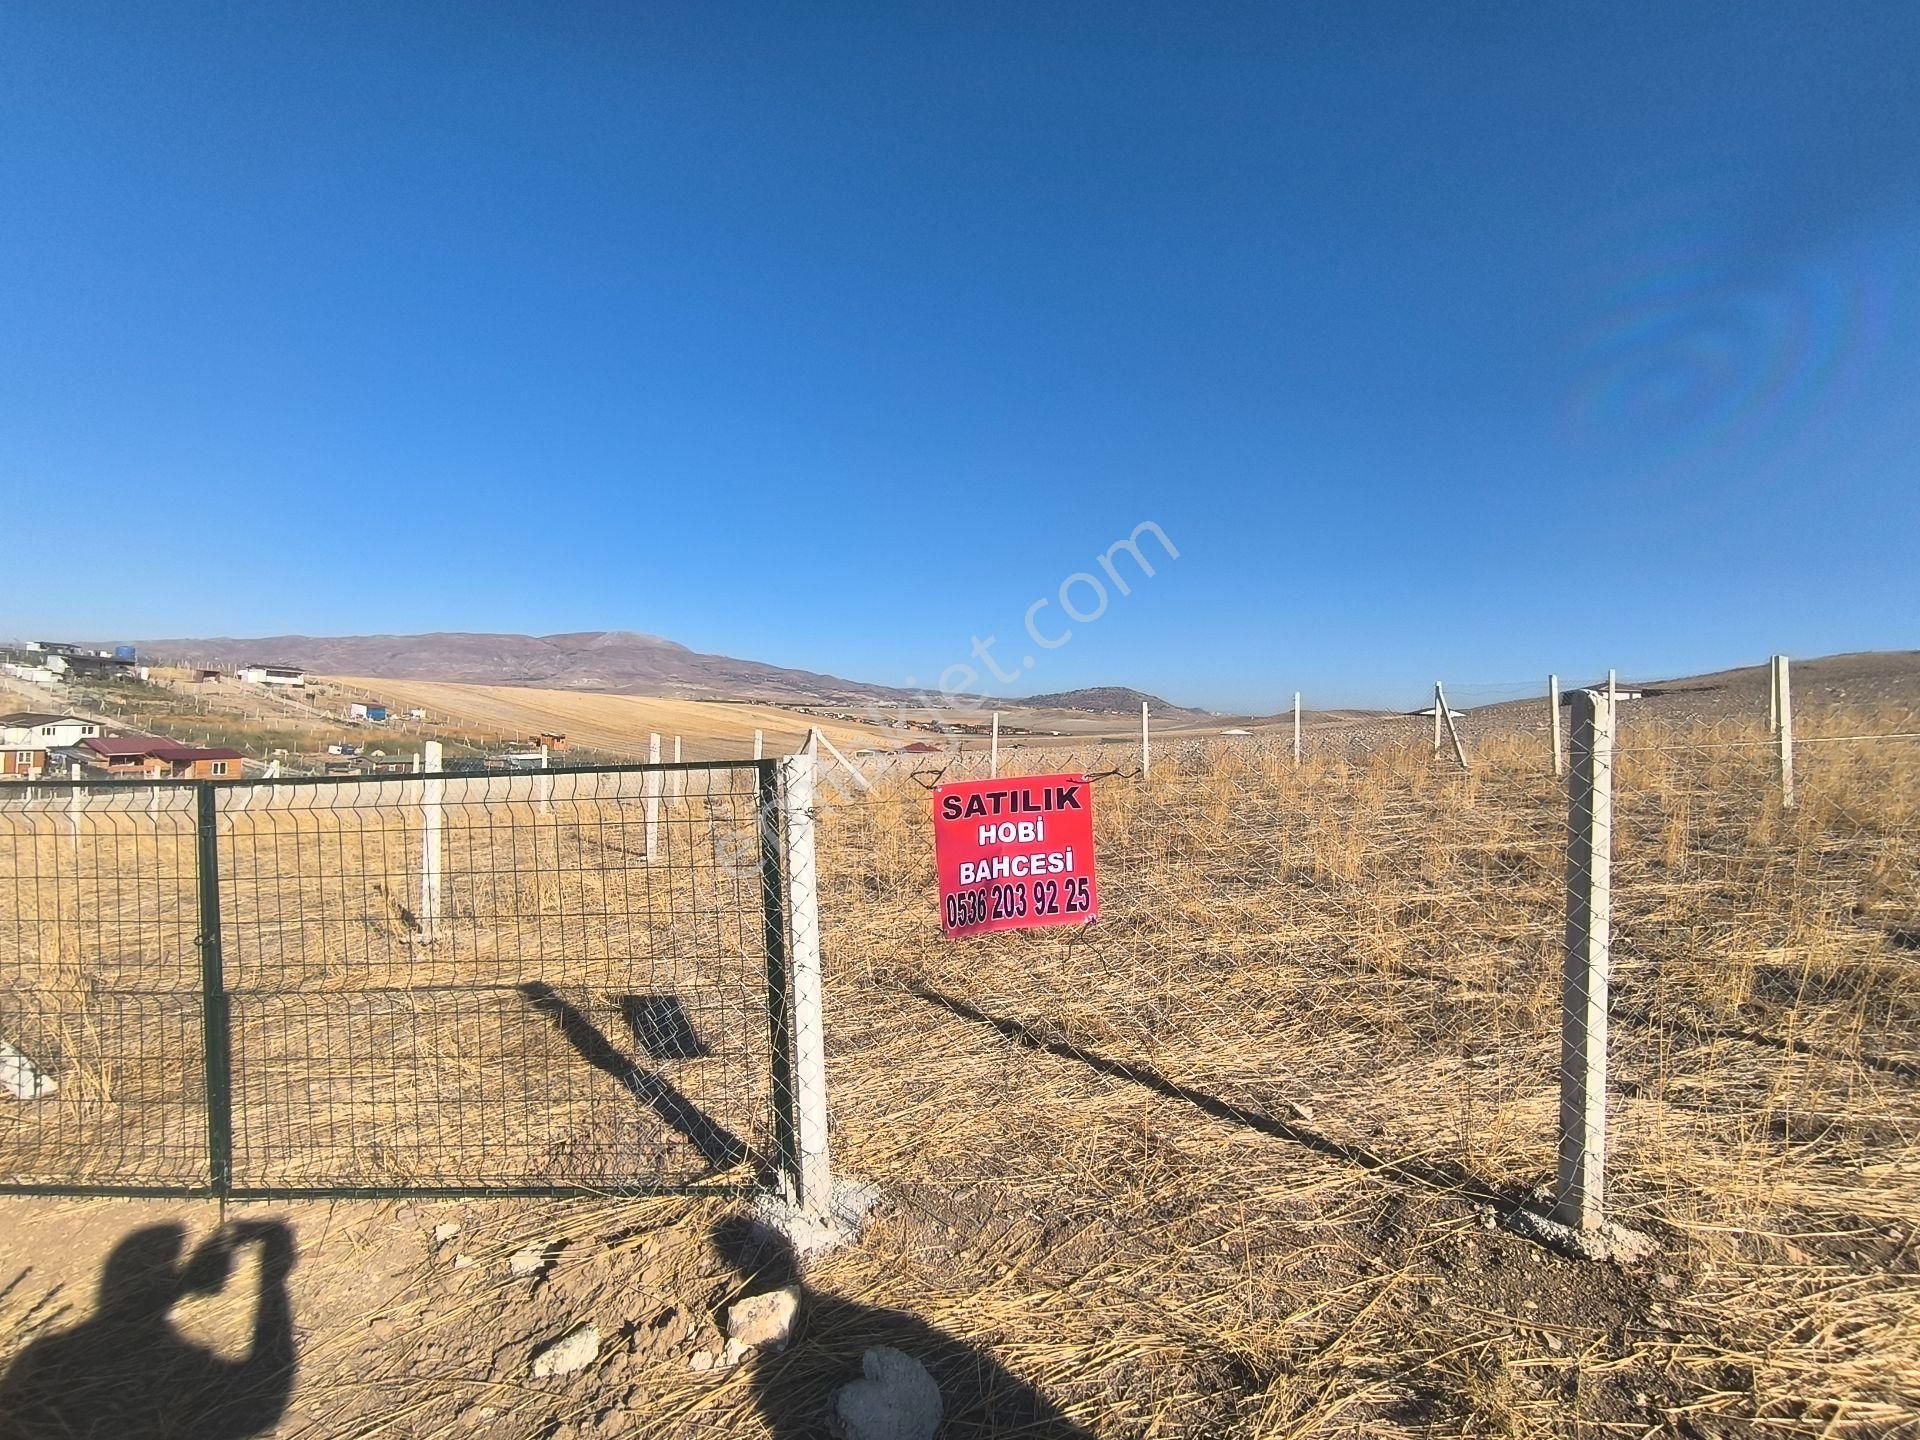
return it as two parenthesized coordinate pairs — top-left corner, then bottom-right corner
(137, 629), (914, 704)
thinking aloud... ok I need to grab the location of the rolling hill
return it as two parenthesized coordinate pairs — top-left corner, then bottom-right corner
(139, 630), (913, 705)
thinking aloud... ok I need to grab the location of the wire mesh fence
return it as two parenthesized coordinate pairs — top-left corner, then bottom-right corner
(4, 682), (1916, 1425)
(0, 761), (806, 1198)
(801, 691), (1919, 1431)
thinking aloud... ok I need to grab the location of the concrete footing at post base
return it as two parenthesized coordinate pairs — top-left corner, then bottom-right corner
(752, 1177), (884, 1258)
(1501, 1202), (1657, 1264)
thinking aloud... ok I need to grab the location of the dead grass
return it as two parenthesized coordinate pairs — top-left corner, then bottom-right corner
(0, 708), (1914, 1435)
(811, 708), (1920, 1435)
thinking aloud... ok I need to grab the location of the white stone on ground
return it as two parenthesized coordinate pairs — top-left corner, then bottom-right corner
(828, 1347), (942, 1440)
(530, 1323), (601, 1378)
(508, 1245), (551, 1278)
(432, 1222), (462, 1245)
(724, 1283), (801, 1351)
(0, 1040), (56, 1101)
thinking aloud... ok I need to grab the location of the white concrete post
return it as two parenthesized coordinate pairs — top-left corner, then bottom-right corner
(1141, 701), (1151, 778)
(537, 742), (551, 816)
(1437, 681), (1470, 771)
(671, 735), (683, 798)
(644, 732), (662, 863)
(1555, 689), (1613, 1232)
(989, 712), (999, 778)
(1775, 655), (1794, 810)
(812, 730), (872, 793)
(1292, 692), (1302, 767)
(1768, 657), (1780, 735)
(778, 752), (832, 1211)
(1607, 668), (1617, 710)
(753, 728), (764, 760)
(1549, 674), (1564, 780)
(420, 740), (443, 943)
(1433, 682), (1444, 757)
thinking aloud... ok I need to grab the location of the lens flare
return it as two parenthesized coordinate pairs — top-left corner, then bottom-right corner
(1565, 189), (1899, 461)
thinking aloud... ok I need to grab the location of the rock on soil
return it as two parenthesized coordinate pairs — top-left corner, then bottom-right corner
(828, 1347), (942, 1440)
(508, 1245), (552, 1278)
(725, 1283), (802, 1351)
(530, 1323), (601, 1378)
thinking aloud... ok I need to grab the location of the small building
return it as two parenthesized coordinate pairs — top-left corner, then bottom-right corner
(326, 743), (359, 757)
(1, 662), (60, 689)
(533, 731), (568, 751)
(46, 652), (136, 680)
(407, 708), (427, 721)
(1, 746), (45, 778)
(2, 712), (101, 749)
(69, 736), (244, 780)
(193, 668), (225, 684)
(237, 664), (307, 687)
(0, 712), (101, 777)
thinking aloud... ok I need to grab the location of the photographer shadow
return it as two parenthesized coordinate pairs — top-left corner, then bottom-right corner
(0, 1220), (296, 1440)
(715, 1216), (1095, 1438)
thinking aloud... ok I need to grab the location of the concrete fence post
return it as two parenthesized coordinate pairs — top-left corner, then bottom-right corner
(1554, 690), (1613, 1233)
(990, 712), (999, 778)
(1293, 692), (1302, 767)
(644, 733), (662, 864)
(777, 752), (831, 1212)
(1774, 654), (1794, 809)
(753, 728), (764, 761)
(672, 735), (683, 798)
(1433, 682), (1443, 757)
(1141, 701), (1151, 778)
(1437, 682), (1470, 771)
(1549, 674), (1563, 780)
(1768, 656), (1779, 735)
(420, 740), (443, 943)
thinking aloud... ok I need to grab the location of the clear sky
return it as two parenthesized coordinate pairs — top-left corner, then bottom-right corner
(3, 4), (1915, 710)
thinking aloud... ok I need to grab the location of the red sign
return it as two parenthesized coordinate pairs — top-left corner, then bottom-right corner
(933, 774), (1098, 938)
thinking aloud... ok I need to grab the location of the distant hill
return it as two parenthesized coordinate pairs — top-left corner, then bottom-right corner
(1020, 686), (1206, 718)
(137, 630), (917, 705)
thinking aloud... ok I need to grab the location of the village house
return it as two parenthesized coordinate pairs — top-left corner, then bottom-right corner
(0, 712), (101, 779)
(62, 736), (245, 780)
(237, 663), (307, 687)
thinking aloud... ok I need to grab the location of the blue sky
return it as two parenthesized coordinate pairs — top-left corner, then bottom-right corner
(2, 4), (1915, 710)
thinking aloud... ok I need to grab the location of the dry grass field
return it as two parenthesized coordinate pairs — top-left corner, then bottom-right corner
(325, 676), (886, 762)
(0, 700), (1913, 1437)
